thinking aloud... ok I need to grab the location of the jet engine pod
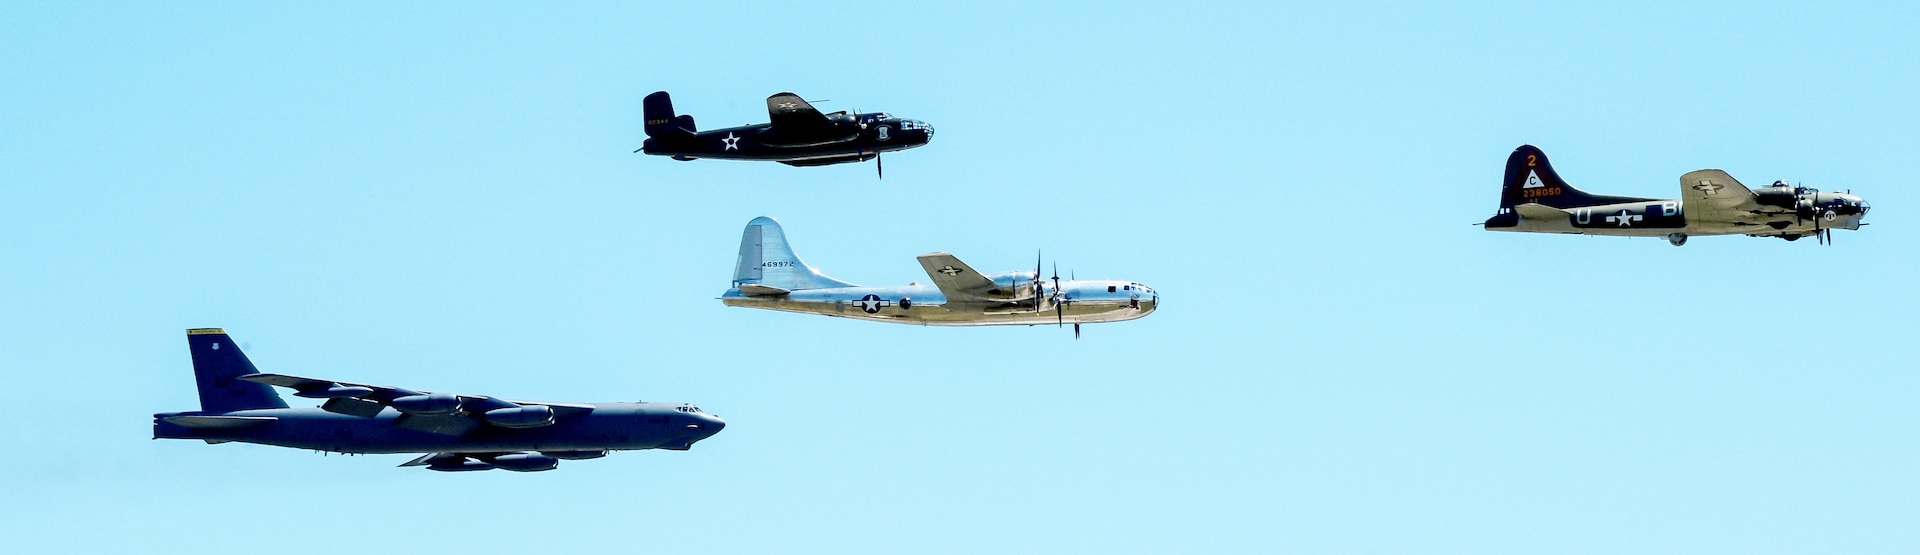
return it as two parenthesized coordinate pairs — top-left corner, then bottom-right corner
(427, 459), (494, 472)
(491, 453), (559, 472)
(483, 406), (556, 428)
(392, 393), (462, 415)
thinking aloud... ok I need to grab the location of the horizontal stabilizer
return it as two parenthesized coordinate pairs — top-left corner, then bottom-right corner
(163, 415), (277, 429)
(1513, 203), (1567, 220)
(241, 373), (338, 390)
(737, 284), (790, 297)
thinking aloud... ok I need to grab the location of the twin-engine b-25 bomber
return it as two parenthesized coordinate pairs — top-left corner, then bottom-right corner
(153, 329), (725, 471)
(638, 91), (932, 178)
(722, 217), (1157, 337)
(1483, 145), (1869, 246)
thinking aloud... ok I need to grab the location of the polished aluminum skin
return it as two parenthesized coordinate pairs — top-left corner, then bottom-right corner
(721, 217), (1158, 328)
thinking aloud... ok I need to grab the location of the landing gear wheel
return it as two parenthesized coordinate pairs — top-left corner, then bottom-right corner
(1666, 233), (1688, 247)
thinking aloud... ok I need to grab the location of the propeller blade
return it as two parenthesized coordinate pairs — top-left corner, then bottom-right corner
(1049, 260), (1064, 328)
(1073, 323), (1081, 340)
(875, 151), (883, 180)
(1034, 251), (1043, 313)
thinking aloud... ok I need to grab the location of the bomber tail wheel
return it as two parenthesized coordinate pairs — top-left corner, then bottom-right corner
(1666, 233), (1688, 247)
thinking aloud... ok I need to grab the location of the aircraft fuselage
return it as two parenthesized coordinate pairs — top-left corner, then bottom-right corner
(154, 402), (724, 454)
(723, 280), (1158, 326)
(643, 114), (932, 165)
(1488, 194), (1868, 238)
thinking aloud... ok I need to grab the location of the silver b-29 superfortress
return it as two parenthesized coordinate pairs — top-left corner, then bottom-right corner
(721, 217), (1157, 337)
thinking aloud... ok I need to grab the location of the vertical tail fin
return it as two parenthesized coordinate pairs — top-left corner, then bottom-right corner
(731, 217), (856, 291)
(1500, 145), (1642, 209)
(1501, 145), (1576, 209)
(186, 328), (288, 413)
(644, 91), (696, 139)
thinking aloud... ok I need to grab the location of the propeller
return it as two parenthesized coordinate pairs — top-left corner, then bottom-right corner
(853, 106), (881, 180)
(1816, 206), (1825, 245)
(1052, 262), (1063, 328)
(1032, 251), (1044, 313)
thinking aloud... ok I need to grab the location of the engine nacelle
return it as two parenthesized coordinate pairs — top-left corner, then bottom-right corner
(984, 272), (1038, 299)
(540, 449), (608, 460)
(483, 405), (556, 428)
(1752, 186), (1798, 210)
(391, 393), (462, 415)
(491, 453), (559, 472)
(426, 459), (493, 472)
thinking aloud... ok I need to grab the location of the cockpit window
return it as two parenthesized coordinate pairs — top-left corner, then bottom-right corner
(676, 405), (703, 413)
(1107, 285), (1117, 293)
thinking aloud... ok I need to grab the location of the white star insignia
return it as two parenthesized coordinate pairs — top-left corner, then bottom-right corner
(1606, 209), (1642, 227)
(937, 266), (961, 276)
(778, 102), (798, 109)
(721, 132), (740, 151)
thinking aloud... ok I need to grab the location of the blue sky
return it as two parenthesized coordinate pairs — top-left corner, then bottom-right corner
(3, 2), (1917, 553)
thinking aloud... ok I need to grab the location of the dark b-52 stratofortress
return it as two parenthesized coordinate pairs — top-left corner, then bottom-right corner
(637, 91), (932, 178)
(153, 329), (725, 471)
(1483, 145), (1869, 246)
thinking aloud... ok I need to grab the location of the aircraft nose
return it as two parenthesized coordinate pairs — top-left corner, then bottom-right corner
(700, 415), (726, 438)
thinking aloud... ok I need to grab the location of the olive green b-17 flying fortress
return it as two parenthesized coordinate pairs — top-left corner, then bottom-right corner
(1482, 144), (1869, 246)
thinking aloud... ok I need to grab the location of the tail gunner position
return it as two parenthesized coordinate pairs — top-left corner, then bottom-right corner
(720, 217), (1157, 338)
(638, 91), (932, 179)
(1482, 145), (1869, 246)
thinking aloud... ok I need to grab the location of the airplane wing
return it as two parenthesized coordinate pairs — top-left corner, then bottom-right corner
(766, 92), (832, 131)
(239, 373), (591, 434)
(916, 252), (999, 302)
(1680, 169), (1764, 221)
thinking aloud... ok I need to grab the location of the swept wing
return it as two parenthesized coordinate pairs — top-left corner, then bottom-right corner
(239, 373), (592, 435)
